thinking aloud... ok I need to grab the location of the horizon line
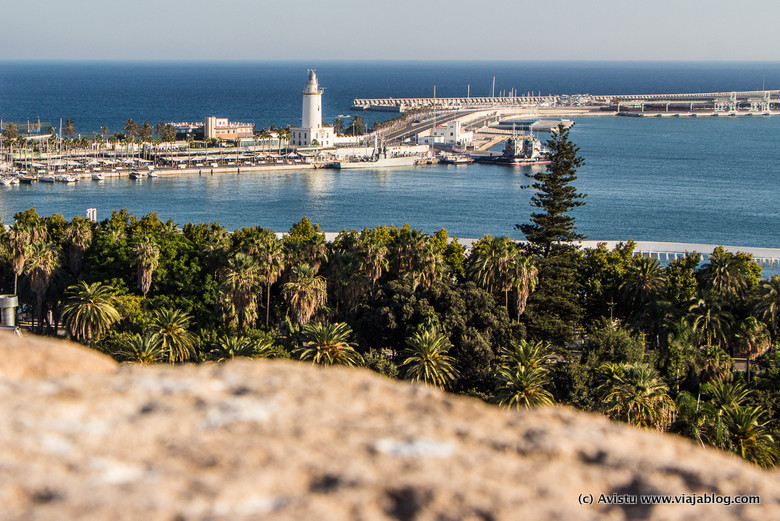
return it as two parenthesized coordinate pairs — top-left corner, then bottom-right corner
(2, 58), (780, 65)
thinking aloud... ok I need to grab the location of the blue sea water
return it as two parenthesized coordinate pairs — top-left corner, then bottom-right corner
(1, 61), (779, 247)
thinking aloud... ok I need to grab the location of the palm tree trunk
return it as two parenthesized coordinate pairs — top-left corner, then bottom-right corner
(266, 284), (272, 328)
(36, 293), (44, 334)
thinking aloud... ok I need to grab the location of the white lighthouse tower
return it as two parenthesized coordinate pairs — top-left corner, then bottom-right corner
(291, 69), (334, 148)
(302, 70), (322, 129)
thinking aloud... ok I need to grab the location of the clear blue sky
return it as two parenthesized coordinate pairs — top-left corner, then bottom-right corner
(3, 0), (780, 61)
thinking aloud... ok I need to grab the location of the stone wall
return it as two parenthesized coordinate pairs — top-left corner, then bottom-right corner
(0, 332), (777, 520)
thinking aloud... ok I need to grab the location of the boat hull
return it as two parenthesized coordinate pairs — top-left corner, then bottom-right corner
(336, 156), (419, 169)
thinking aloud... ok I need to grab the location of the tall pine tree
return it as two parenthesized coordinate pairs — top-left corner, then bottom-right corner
(518, 123), (585, 257)
(517, 124), (586, 345)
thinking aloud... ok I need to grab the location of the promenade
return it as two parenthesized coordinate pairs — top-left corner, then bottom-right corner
(311, 234), (780, 272)
(578, 241), (780, 271)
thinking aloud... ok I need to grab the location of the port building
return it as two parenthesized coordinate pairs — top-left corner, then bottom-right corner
(204, 117), (254, 141)
(418, 120), (473, 147)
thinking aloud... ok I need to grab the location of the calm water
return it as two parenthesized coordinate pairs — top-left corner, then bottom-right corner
(1, 62), (779, 246)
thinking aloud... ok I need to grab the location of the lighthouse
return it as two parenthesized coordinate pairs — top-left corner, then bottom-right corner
(291, 69), (334, 148)
(302, 70), (322, 129)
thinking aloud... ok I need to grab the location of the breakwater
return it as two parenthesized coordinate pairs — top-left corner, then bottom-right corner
(352, 89), (780, 115)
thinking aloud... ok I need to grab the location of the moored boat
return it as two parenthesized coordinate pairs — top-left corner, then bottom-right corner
(483, 135), (550, 166)
(55, 175), (78, 183)
(38, 175), (56, 183)
(439, 153), (473, 165)
(147, 171), (159, 178)
(92, 173), (105, 181)
(336, 153), (419, 170)
(129, 171), (142, 180)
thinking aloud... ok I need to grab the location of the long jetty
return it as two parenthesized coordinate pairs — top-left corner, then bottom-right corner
(353, 90), (780, 114)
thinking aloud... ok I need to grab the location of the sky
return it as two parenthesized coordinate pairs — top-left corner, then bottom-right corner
(2, 0), (780, 62)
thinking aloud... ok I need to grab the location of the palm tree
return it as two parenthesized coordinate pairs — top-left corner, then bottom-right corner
(255, 234), (285, 327)
(63, 119), (77, 138)
(620, 256), (666, 312)
(260, 128), (271, 153)
(132, 235), (160, 297)
(499, 339), (547, 367)
(124, 118), (139, 139)
(469, 235), (516, 307)
(303, 233), (329, 273)
(409, 240), (442, 291)
(208, 334), (274, 362)
(660, 316), (704, 391)
(161, 219), (178, 237)
(722, 405), (780, 468)
(119, 333), (166, 364)
(327, 250), (365, 317)
(25, 241), (61, 333)
(508, 253), (538, 320)
(64, 216), (93, 275)
(8, 217), (47, 296)
(700, 345), (734, 384)
(219, 252), (264, 329)
(702, 379), (750, 411)
(733, 316), (770, 383)
(358, 233), (388, 298)
(687, 297), (733, 349)
(61, 281), (120, 345)
(283, 263), (327, 326)
(496, 339), (553, 408)
(296, 322), (364, 367)
(390, 226), (426, 277)
(277, 127), (291, 153)
(138, 121), (153, 142)
(597, 362), (677, 430)
(146, 308), (196, 363)
(8, 223), (32, 295)
(754, 275), (780, 343)
(400, 328), (458, 389)
(699, 247), (750, 299)
(496, 365), (555, 409)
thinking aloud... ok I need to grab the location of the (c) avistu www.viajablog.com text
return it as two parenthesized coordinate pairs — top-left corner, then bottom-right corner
(578, 493), (760, 507)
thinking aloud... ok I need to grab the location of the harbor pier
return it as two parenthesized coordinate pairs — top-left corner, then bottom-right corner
(353, 90), (780, 117)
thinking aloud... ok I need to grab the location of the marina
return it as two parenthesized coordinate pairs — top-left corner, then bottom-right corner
(0, 115), (778, 253)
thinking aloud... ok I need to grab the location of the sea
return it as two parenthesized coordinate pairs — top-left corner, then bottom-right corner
(1, 61), (779, 248)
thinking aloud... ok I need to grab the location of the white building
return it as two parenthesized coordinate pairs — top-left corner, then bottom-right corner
(418, 120), (473, 146)
(204, 117), (254, 141)
(290, 70), (334, 148)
